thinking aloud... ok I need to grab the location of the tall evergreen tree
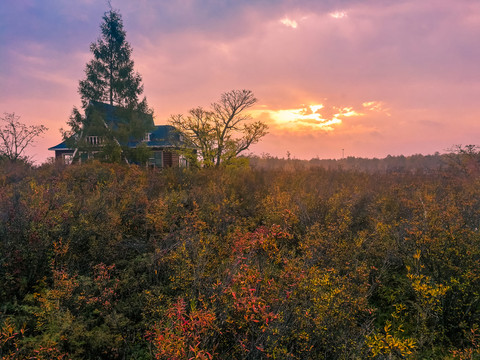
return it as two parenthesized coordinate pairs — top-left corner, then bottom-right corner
(63, 8), (153, 163)
(78, 9), (148, 112)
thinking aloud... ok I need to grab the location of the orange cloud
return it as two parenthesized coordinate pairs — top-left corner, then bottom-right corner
(251, 101), (368, 133)
(362, 101), (391, 116)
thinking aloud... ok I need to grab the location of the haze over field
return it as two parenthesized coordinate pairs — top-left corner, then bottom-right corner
(1, 0), (480, 163)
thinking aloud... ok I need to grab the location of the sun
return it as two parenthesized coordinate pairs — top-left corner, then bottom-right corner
(253, 104), (360, 132)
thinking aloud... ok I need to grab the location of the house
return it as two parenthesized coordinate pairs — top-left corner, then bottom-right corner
(49, 101), (190, 167)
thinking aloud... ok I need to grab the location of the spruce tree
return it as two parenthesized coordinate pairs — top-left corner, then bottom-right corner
(64, 8), (153, 163)
(78, 9), (148, 112)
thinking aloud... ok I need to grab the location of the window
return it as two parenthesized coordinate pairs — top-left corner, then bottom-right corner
(179, 155), (188, 168)
(62, 153), (73, 165)
(87, 136), (101, 145)
(144, 132), (151, 142)
(148, 151), (163, 168)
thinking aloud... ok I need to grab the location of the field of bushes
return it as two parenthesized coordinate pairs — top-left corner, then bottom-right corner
(1, 157), (480, 359)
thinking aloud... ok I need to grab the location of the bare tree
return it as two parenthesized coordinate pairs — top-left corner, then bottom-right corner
(0, 113), (47, 162)
(445, 144), (480, 175)
(169, 90), (268, 167)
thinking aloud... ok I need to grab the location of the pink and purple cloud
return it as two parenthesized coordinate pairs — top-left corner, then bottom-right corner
(1, 0), (479, 162)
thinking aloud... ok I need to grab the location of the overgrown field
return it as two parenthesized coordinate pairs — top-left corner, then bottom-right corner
(1, 160), (480, 359)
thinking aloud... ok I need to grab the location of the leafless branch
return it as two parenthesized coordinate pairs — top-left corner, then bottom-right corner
(0, 113), (47, 161)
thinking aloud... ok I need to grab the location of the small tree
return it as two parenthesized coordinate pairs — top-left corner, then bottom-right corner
(445, 144), (480, 175)
(169, 90), (268, 167)
(0, 112), (47, 162)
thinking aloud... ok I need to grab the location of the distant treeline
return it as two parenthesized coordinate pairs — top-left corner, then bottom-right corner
(249, 147), (480, 175)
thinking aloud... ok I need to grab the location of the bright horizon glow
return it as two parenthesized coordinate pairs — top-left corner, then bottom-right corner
(252, 104), (364, 132)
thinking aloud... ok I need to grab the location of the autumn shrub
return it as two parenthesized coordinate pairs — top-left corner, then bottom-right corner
(1, 160), (480, 358)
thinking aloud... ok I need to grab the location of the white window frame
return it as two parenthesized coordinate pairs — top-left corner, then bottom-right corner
(62, 153), (73, 164)
(87, 136), (101, 145)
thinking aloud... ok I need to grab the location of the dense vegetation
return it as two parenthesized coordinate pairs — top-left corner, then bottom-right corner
(1, 154), (480, 359)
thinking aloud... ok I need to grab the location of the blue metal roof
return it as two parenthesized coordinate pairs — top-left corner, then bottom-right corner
(149, 125), (179, 146)
(127, 125), (180, 148)
(48, 141), (72, 151)
(89, 101), (155, 130)
(49, 102), (186, 152)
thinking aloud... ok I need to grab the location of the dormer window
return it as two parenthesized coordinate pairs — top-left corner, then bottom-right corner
(87, 136), (101, 145)
(144, 132), (151, 142)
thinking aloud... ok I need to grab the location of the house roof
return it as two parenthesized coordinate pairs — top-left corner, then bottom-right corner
(124, 125), (179, 148)
(50, 124), (181, 152)
(142, 125), (180, 147)
(49, 101), (183, 151)
(87, 101), (188, 148)
(88, 101), (155, 131)
(48, 101), (195, 151)
(48, 141), (72, 151)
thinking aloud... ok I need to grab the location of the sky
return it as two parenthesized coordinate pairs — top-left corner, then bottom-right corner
(1, 0), (480, 163)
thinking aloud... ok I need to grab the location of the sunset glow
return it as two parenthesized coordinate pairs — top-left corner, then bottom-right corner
(251, 101), (387, 135)
(254, 104), (363, 131)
